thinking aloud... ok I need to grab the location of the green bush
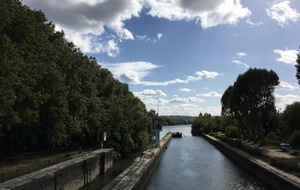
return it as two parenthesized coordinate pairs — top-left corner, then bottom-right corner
(242, 146), (263, 157)
(269, 157), (300, 173)
(226, 126), (239, 138)
(289, 131), (300, 148)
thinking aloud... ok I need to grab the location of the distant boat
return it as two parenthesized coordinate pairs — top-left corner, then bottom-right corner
(172, 132), (182, 138)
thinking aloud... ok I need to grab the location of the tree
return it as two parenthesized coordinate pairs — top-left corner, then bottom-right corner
(221, 68), (279, 144)
(0, 0), (153, 156)
(191, 113), (216, 136)
(280, 102), (300, 137)
(295, 48), (300, 84)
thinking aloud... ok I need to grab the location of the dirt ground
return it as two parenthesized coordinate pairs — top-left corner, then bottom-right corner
(260, 147), (298, 159)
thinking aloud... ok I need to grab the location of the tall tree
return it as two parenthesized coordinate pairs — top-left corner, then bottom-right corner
(296, 48), (300, 84)
(221, 68), (279, 144)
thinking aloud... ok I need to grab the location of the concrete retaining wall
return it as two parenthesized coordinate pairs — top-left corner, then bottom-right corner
(202, 134), (300, 190)
(0, 149), (113, 190)
(103, 132), (173, 190)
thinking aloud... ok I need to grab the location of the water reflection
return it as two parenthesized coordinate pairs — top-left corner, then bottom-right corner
(146, 125), (272, 190)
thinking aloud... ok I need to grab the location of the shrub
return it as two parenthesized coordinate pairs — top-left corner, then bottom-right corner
(226, 125), (239, 138)
(242, 146), (263, 157)
(269, 157), (299, 173)
(289, 131), (300, 148)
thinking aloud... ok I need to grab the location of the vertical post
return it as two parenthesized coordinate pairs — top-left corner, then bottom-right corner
(153, 117), (162, 147)
(98, 130), (106, 149)
(155, 129), (160, 147)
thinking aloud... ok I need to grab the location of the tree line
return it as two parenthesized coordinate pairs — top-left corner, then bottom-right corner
(192, 63), (300, 148)
(0, 0), (153, 157)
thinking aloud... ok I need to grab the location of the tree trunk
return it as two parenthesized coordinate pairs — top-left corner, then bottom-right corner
(257, 124), (265, 146)
(9, 128), (14, 156)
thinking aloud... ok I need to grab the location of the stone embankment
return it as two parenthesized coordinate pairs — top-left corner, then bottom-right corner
(202, 134), (300, 190)
(102, 132), (173, 190)
(0, 149), (113, 190)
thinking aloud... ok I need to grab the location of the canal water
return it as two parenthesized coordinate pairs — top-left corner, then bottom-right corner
(145, 125), (273, 190)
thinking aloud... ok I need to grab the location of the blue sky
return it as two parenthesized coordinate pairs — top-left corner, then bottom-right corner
(23, 0), (300, 116)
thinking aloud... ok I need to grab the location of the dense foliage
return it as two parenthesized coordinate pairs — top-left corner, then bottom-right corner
(295, 48), (300, 84)
(220, 68), (279, 144)
(0, 0), (152, 157)
(191, 113), (216, 136)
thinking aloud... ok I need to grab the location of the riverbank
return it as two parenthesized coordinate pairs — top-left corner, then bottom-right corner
(202, 134), (300, 190)
(102, 132), (173, 190)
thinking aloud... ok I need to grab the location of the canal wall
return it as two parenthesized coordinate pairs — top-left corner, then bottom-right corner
(0, 149), (113, 190)
(102, 132), (173, 190)
(202, 134), (300, 190)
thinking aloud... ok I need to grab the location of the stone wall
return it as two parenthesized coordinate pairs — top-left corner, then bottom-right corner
(0, 149), (113, 190)
(103, 132), (173, 190)
(202, 134), (300, 190)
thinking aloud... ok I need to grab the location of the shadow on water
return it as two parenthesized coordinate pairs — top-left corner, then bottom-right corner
(84, 143), (153, 189)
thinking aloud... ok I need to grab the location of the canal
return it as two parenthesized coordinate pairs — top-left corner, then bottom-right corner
(145, 124), (273, 190)
(89, 124), (273, 189)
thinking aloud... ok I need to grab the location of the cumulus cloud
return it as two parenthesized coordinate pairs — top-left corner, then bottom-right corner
(136, 89), (167, 97)
(197, 91), (222, 97)
(103, 63), (220, 86)
(104, 63), (221, 86)
(274, 49), (298, 65)
(23, 0), (142, 55)
(275, 93), (300, 110)
(276, 81), (296, 91)
(143, 70), (221, 86)
(179, 88), (192, 92)
(266, 1), (300, 27)
(101, 61), (161, 83)
(145, 0), (251, 28)
(23, 0), (250, 56)
(169, 97), (205, 103)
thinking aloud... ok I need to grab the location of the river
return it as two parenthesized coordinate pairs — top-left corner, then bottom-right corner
(145, 124), (273, 190)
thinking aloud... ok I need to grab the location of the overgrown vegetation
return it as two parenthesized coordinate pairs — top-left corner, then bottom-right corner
(0, 0), (153, 158)
(269, 157), (300, 174)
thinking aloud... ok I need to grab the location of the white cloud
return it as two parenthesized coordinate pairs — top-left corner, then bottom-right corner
(136, 33), (163, 43)
(232, 60), (250, 69)
(24, 0), (250, 56)
(274, 49), (298, 65)
(104, 65), (220, 86)
(197, 91), (222, 97)
(137, 94), (220, 116)
(179, 88), (192, 92)
(136, 89), (167, 97)
(276, 81), (296, 90)
(266, 1), (300, 27)
(169, 97), (205, 103)
(23, 0), (142, 55)
(142, 70), (221, 86)
(236, 52), (247, 58)
(145, 0), (251, 28)
(275, 94), (300, 110)
(195, 70), (220, 78)
(101, 61), (161, 83)
(246, 18), (264, 27)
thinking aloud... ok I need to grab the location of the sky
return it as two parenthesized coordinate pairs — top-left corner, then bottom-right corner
(23, 0), (300, 116)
